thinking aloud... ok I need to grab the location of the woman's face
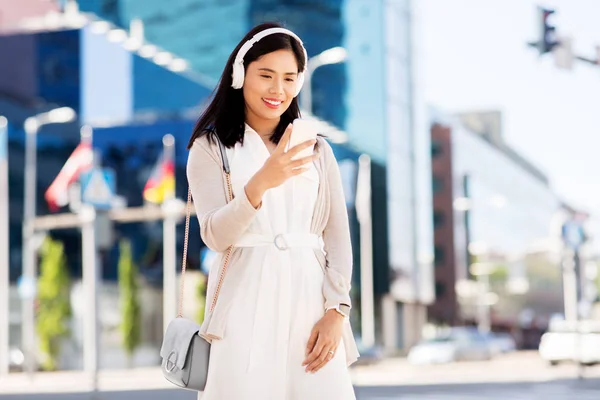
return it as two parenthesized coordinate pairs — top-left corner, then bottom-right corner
(243, 49), (299, 125)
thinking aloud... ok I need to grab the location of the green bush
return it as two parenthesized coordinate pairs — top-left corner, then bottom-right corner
(118, 239), (141, 367)
(36, 236), (72, 371)
(196, 273), (207, 324)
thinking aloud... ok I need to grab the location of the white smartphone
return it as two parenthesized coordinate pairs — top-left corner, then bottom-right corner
(287, 118), (319, 161)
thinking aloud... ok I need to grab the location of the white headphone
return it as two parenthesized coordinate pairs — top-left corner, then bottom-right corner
(231, 27), (308, 97)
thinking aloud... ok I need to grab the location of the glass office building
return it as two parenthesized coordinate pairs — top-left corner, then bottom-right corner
(0, 20), (212, 282)
(46, 0), (435, 351)
(344, 0), (434, 349)
(452, 119), (564, 327)
(77, 0), (347, 128)
(430, 112), (564, 332)
(78, 0), (435, 351)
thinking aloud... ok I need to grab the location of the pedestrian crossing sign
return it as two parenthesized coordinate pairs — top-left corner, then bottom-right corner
(80, 168), (116, 209)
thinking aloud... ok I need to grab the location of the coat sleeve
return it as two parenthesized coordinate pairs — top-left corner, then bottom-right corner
(186, 137), (260, 252)
(320, 140), (353, 311)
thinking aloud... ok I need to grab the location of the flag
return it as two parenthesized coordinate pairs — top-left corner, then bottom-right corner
(143, 151), (175, 204)
(44, 142), (93, 212)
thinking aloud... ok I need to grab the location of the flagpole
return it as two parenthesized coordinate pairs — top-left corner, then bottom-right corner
(21, 108), (76, 376)
(0, 116), (9, 376)
(162, 134), (178, 330)
(80, 124), (93, 149)
(79, 124), (100, 394)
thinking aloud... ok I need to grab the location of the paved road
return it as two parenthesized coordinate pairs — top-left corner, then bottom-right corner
(3, 352), (600, 399)
(2, 380), (600, 400)
(0, 390), (195, 400)
(355, 379), (600, 399)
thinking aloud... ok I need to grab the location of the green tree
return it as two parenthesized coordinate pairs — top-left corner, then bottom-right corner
(489, 264), (509, 286)
(196, 273), (207, 324)
(36, 236), (72, 371)
(118, 239), (141, 368)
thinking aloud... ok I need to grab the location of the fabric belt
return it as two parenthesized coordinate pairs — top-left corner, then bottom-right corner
(235, 232), (321, 250)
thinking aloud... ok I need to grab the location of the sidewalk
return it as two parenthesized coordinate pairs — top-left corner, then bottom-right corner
(0, 367), (171, 395)
(350, 351), (600, 387)
(1, 352), (600, 395)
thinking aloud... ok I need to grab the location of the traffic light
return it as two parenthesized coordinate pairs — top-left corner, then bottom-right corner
(535, 7), (558, 55)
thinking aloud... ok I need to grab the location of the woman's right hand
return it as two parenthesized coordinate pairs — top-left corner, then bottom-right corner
(244, 123), (318, 208)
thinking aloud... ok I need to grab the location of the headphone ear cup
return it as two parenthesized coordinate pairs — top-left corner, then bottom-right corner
(295, 72), (305, 97)
(231, 60), (245, 89)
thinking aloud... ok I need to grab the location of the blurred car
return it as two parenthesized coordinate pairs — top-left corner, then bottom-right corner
(539, 319), (600, 366)
(3, 346), (25, 371)
(352, 336), (384, 367)
(408, 327), (492, 365)
(485, 332), (517, 356)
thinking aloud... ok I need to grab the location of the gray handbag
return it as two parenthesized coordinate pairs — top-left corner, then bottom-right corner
(160, 136), (233, 392)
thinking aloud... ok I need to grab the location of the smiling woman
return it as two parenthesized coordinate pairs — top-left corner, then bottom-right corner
(243, 50), (300, 132)
(186, 23), (307, 149)
(182, 22), (358, 400)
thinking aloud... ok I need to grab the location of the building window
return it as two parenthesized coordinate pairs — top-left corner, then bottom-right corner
(433, 210), (445, 228)
(435, 281), (446, 297)
(434, 245), (445, 266)
(431, 140), (443, 157)
(432, 176), (444, 193)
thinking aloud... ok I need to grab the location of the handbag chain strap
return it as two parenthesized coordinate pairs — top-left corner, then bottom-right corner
(177, 136), (234, 318)
(177, 187), (192, 318)
(209, 172), (234, 313)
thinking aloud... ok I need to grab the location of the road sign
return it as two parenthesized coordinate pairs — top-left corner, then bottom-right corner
(17, 276), (36, 300)
(80, 168), (116, 210)
(562, 220), (585, 250)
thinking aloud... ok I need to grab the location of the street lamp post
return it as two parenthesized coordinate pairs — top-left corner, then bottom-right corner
(160, 134), (184, 333)
(454, 189), (508, 333)
(21, 107), (76, 375)
(356, 154), (375, 348)
(469, 260), (495, 334)
(300, 46), (348, 114)
(0, 116), (8, 376)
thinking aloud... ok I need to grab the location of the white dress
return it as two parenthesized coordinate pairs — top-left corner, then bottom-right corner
(199, 126), (356, 400)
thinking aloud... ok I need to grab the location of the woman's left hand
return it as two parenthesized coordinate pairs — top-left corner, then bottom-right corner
(302, 309), (345, 373)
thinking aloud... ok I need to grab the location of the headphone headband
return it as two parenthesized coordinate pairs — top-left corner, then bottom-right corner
(231, 27), (308, 96)
(234, 27), (307, 72)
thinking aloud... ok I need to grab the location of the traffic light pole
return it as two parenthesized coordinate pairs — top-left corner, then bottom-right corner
(528, 5), (594, 380)
(161, 134), (180, 333)
(80, 205), (99, 393)
(528, 6), (600, 69)
(528, 42), (599, 66)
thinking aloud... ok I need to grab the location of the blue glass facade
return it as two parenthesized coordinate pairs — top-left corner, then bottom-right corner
(0, 22), (213, 282)
(5, 1), (434, 350)
(248, 0), (347, 128)
(343, 0), (387, 161)
(344, 0), (434, 306)
(78, 0), (347, 128)
(80, 0), (435, 344)
(0, 27), (211, 124)
(37, 30), (81, 109)
(80, 26), (132, 122)
(446, 119), (563, 327)
(75, 0), (370, 317)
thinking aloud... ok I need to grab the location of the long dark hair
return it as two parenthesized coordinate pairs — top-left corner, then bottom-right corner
(187, 22), (306, 150)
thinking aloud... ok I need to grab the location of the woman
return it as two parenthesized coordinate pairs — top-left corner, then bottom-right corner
(187, 22), (359, 399)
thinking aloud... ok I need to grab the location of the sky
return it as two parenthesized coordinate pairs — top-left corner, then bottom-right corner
(419, 0), (600, 237)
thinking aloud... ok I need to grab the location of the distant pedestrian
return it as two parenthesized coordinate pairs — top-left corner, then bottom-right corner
(186, 22), (358, 399)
